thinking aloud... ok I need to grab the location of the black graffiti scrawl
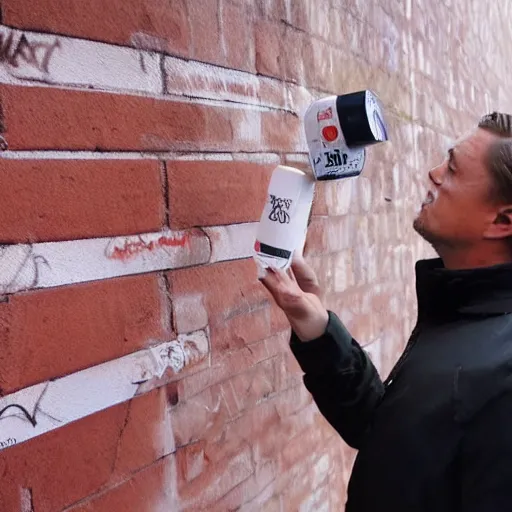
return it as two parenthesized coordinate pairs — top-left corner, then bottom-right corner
(325, 149), (348, 168)
(269, 195), (292, 224)
(0, 29), (61, 74)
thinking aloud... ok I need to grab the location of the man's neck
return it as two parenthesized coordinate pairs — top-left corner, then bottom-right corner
(438, 243), (512, 270)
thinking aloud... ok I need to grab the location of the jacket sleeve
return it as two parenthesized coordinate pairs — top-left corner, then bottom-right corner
(290, 310), (384, 449)
(457, 391), (512, 511)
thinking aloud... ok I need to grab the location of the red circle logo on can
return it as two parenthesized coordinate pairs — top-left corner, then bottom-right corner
(322, 125), (339, 142)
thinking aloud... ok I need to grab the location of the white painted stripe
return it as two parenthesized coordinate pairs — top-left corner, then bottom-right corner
(0, 74), (287, 114)
(0, 224), (260, 295)
(0, 229), (211, 295)
(0, 151), (285, 162)
(205, 223), (257, 263)
(0, 24), (316, 116)
(0, 330), (209, 451)
(0, 25), (162, 94)
(165, 58), (287, 109)
(232, 153), (281, 165)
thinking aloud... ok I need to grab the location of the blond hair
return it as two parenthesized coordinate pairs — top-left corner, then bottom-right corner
(478, 112), (512, 203)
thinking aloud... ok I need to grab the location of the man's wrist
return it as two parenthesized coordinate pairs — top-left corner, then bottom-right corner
(290, 309), (329, 342)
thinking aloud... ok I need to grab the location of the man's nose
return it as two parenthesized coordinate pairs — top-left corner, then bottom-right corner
(428, 163), (444, 186)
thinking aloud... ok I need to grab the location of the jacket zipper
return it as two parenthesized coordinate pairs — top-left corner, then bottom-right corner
(384, 323), (422, 387)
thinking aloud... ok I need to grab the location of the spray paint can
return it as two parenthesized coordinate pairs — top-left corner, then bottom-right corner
(253, 165), (315, 275)
(253, 90), (389, 277)
(304, 90), (388, 180)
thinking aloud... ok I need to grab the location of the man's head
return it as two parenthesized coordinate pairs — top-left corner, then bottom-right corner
(413, 112), (512, 267)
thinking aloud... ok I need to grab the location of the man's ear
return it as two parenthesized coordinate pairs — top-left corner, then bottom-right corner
(484, 207), (512, 239)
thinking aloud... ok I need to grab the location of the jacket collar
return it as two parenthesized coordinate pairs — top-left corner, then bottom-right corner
(415, 258), (512, 321)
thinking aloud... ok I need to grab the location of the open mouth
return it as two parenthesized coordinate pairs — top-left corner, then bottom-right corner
(422, 190), (435, 207)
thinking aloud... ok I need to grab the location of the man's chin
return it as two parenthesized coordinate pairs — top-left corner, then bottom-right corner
(413, 216), (439, 246)
(413, 216), (431, 241)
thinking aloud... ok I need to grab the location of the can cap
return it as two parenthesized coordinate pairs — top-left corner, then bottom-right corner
(336, 90), (388, 148)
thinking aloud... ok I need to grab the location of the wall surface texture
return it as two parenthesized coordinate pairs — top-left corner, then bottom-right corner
(1, 0), (512, 510)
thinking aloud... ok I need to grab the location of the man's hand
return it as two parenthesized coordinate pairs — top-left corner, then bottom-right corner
(291, 253), (323, 299)
(260, 257), (328, 342)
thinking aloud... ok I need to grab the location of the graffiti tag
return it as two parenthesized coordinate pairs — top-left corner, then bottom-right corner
(325, 149), (348, 168)
(0, 403), (37, 426)
(0, 438), (16, 449)
(0, 28), (60, 75)
(269, 195), (292, 224)
(106, 233), (191, 262)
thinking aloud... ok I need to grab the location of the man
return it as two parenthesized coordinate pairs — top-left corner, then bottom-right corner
(261, 112), (512, 511)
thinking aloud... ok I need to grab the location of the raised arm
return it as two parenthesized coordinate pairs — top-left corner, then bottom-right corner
(260, 257), (384, 449)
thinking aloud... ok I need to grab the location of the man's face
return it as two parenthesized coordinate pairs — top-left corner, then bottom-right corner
(413, 128), (501, 249)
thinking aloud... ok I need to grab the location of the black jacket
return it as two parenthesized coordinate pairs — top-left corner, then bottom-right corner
(291, 258), (512, 511)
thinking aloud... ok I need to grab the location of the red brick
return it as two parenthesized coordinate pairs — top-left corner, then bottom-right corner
(176, 441), (207, 484)
(0, 389), (176, 512)
(167, 161), (273, 229)
(66, 455), (180, 512)
(221, 1), (256, 72)
(179, 442), (254, 509)
(252, 22), (306, 83)
(304, 217), (329, 255)
(279, 425), (325, 473)
(113, 388), (172, 477)
(275, 463), (321, 512)
(0, 274), (171, 393)
(211, 461), (277, 511)
(302, 36), (332, 91)
(261, 109), (302, 152)
(311, 182), (329, 216)
(0, 85), (227, 152)
(187, 0), (224, 66)
(272, 384), (314, 422)
(286, 0), (311, 32)
(172, 385), (229, 448)
(214, 307), (270, 354)
(222, 385), (312, 466)
(4, 0), (190, 55)
(255, 0), (286, 19)
(168, 260), (269, 354)
(227, 396), (281, 440)
(1, 85), (297, 152)
(219, 357), (280, 418)
(281, 349), (304, 387)
(176, 330), (289, 401)
(0, 401), (128, 512)
(255, 20), (283, 78)
(257, 495), (283, 512)
(212, 305), (272, 353)
(249, 393), (317, 467)
(174, 424), (258, 508)
(270, 301), (290, 332)
(168, 260), (266, 319)
(0, 160), (164, 243)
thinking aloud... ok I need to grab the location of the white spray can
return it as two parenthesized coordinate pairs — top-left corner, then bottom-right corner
(253, 165), (315, 275)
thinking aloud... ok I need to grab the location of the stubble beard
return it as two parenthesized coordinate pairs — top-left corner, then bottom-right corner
(413, 214), (439, 247)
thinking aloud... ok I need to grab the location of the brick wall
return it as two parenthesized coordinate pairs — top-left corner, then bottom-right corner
(1, 1), (512, 510)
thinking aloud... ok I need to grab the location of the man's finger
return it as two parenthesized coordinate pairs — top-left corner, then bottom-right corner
(291, 255), (310, 276)
(259, 266), (278, 288)
(287, 266), (299, 284)
(291, 258), (318, 284)
(260, 266), (289, 291)
(260, 266), (302, 304)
